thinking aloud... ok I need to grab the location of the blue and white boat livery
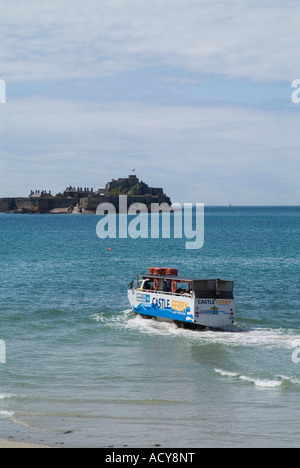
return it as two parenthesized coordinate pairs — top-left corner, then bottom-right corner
(128, 268), (235, 330)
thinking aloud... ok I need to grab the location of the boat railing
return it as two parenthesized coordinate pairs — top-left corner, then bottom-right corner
(138, 288), (192, 298)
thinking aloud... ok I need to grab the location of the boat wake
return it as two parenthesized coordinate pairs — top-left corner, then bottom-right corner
(91, 309), (300, 351)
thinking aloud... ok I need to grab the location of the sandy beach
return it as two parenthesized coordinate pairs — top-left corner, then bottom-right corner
(0, 438), (51, 448)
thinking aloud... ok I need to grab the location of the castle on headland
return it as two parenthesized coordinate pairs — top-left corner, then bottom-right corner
(0, 175), (171, 214)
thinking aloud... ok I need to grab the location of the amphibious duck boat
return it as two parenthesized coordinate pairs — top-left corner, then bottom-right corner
(128, 268), (235, 329)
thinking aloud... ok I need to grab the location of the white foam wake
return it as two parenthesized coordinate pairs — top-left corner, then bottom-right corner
(0, 393), (17, 400)
(119, 312), (300, 350)
(91, 311), (300, 360)
(0, 410), (15, 417)
(214, 368), (300, 389)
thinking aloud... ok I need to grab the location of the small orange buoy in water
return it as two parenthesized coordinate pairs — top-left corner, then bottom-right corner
(109, 248), (111, 251)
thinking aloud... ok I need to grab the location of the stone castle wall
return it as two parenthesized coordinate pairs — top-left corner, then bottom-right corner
(0, 197), (78, 213)
(0, 176), (171, 214)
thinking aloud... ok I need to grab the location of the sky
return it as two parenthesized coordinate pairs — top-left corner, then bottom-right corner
(0, 0), (300, 205)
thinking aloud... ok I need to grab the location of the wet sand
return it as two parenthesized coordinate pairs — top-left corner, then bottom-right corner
(0, 438), (51, 448)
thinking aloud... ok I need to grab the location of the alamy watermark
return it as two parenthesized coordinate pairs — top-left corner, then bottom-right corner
(292, 340), (300, 364)
(96, 196), (204, 250)
(292, 79), (300, 104)
(0, 340), (6, 364)
(0, 79), (6, 104)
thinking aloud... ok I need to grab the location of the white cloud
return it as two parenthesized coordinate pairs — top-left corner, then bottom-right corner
(1, 0), (300, 205)
(1, 0), (300, 83)
(1, 97), (299, 204)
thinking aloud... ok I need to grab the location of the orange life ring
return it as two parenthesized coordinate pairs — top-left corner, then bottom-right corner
(171, 281), (177, 293)
(154, 278), (159, 291)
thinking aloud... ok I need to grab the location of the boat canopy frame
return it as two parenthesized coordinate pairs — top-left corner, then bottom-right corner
(137, 274), (234, 300)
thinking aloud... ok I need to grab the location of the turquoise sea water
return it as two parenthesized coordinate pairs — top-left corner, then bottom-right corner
(0, 207), (299, 448)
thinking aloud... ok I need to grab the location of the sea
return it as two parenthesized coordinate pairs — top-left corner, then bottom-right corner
(0, 206), (299, 448)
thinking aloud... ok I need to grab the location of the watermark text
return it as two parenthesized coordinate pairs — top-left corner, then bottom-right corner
(292, 339), (300, 364)
(96, 196), (204, 250)
(0, 79), (6, 104)
(0, 340), (6, 364)
(292, 79), (300, 104)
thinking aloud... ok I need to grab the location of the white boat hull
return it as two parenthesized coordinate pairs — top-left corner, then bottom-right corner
(128, 289), (235, 329)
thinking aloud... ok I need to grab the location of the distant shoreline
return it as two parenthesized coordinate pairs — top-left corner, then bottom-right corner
(0, 205), (298, 214)
(0, 175), (172, 215)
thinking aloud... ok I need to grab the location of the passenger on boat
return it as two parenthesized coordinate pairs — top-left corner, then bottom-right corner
(144, 280), (153, 291)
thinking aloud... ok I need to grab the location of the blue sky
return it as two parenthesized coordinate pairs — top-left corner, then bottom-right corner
(0, 0), (300, 205)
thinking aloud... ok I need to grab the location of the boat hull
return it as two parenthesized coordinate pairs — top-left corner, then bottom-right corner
(128, 289), (235, 329)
